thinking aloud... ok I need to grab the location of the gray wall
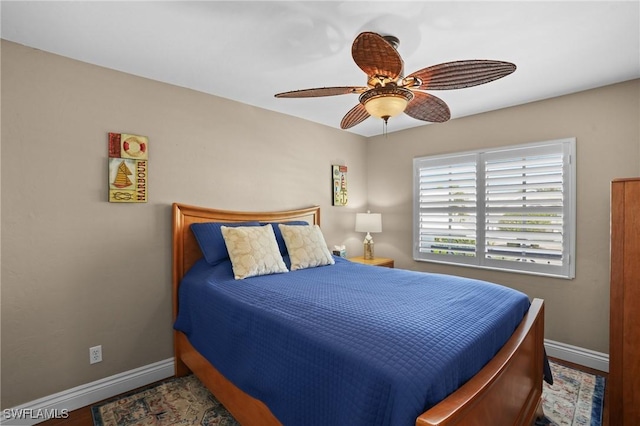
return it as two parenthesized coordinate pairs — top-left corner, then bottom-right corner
(366, 79), (640, 354)
(1, 41), (367, 407)
(2, 39), (639, 407)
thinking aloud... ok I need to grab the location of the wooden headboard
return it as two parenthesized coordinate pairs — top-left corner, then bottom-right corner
(171, 203), (320, 320)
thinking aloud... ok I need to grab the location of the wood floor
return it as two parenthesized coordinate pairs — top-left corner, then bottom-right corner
(40, 357), (608, 426)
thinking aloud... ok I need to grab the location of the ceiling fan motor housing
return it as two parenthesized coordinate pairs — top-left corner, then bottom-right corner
(381, 35), (400, 49)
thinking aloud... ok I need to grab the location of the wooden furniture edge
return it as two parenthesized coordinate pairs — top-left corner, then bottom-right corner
(612, 177), (640, 182)
(172, 202), (545, 426)
(349, 256), (395, 268)
(609, 180), (624, 421)
(609, 178), (640, 424)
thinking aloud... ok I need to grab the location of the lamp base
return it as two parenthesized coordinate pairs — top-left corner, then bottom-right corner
(363, 240), (374, 260)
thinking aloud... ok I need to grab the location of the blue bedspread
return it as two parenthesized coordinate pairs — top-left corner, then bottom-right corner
(174, 256), (530, 426)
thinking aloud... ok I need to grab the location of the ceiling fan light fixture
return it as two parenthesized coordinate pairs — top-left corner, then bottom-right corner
(359, 86), (414, 121)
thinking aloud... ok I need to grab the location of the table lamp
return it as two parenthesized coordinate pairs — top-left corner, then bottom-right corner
(355, 211), (382, 260)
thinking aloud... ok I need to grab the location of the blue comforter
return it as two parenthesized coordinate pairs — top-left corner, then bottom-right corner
(174, 256), (530, 426)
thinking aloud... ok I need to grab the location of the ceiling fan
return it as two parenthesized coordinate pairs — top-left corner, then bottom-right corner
(275, 32), (516, 130)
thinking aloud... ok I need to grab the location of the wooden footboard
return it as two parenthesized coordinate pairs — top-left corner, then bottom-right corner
(416, 298), (544, 426)
(172, 203), (545, 426)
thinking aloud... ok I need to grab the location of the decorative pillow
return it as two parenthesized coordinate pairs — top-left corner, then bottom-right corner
(260, 221), (308, 255)
(191, 221), (260, 266)
(221, 224), (288, 280)
(278, 224), (335, 271)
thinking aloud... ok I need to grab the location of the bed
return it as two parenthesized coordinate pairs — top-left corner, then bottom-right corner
(172, 203), (546, 426)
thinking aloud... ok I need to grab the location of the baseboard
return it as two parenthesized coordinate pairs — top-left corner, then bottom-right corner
(0, 358), (174, 426)
(544, 339), (609, 373)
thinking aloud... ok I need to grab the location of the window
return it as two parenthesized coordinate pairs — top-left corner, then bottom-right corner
(413, 138), (575, 279)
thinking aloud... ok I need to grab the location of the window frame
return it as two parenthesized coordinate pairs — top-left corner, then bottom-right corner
(413, 138), (576, 279)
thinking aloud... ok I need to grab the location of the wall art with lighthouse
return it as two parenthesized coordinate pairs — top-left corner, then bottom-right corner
(108, 132), (148, 203)
(332, 165), (347, 206)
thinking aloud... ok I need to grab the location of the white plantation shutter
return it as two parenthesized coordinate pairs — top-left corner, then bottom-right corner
(415, 154), (478, 265)
(414, 138), (575, 278)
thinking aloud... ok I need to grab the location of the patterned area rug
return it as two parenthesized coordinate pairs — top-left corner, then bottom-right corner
(92, 375), (238, 426)
(541, 361), (605, 426)
(93, 362), (605, 426)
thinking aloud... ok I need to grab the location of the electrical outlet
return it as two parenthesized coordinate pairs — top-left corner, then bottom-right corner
(89, 345), (102, 364)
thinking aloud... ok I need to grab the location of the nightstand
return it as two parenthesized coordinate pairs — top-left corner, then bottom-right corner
(348, 256), (394, 268)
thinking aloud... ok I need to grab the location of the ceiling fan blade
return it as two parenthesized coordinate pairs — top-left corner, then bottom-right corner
(352, 32), (403, 81)
(405, 91), (451, 123)
(407, 60), (516, 90)
(275, 86), (368, 98)
(340, 103), (370, 129)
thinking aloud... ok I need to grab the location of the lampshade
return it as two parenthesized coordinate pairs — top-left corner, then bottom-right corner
(355, 212), (382, 233)
(359, 86), (413, 121)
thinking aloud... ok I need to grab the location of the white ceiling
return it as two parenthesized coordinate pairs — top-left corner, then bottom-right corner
(2, 1), (639, 137)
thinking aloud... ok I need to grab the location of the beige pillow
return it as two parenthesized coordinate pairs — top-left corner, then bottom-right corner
(278, 224), (335, 271)
(221, 224), (288, 280)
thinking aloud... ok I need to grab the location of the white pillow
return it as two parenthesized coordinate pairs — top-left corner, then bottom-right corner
(221, 224), (288, 280)
(278, 224), (335, 271)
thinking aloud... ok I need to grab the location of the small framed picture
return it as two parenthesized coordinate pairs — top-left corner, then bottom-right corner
(108, 132), (148, 203)
(332, 165), (347, 206)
